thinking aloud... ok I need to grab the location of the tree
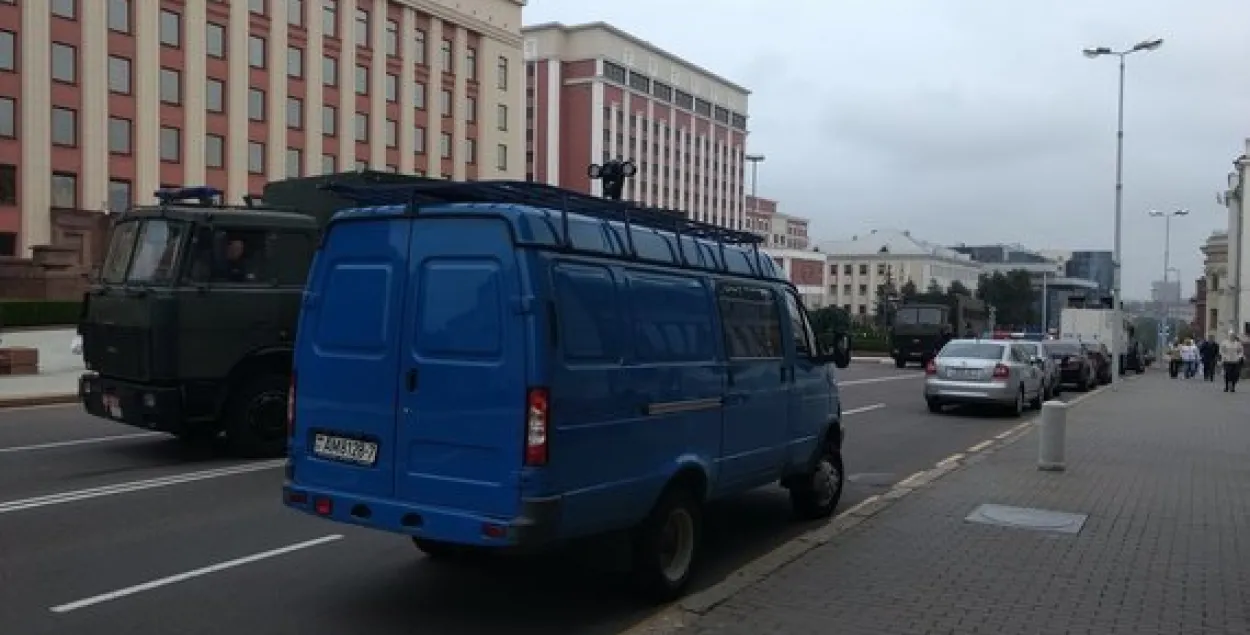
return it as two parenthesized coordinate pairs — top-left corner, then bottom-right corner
(926, 278), (943, 296)
(976, 271), (1037, 327)
(875, 270), (899, 327)
(809, 305), (850, 335)
(947, 280), (971, 297)
(899, 279), (918, 300)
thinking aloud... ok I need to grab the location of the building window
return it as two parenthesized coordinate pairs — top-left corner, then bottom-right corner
(440, 89), (451, 115)
(466, 47), (476, 79)
(0, 98), (14, 138)
(51, 43), (77, 83)
(385, 119), (397, 147)
(354, 160), (368, 171)
(107, 0), (129, 33)
(108, 180), (131, 214)
(385, 20), (398, 56)
(207, 23), (226, 58)
(414, 30), (426, 64)
(51, 0), (76, 19)
(322, 105), (337, 135)
(287, 46), (303, 77)
(414, 83), (426, 109)
(159, 68), (181, 104)
(322, 0), (337, 37)
(0, 31), (12, 71)
(249, 35), (266, 68)
(159, 10), (180, 47)
(414, 127), (425, 153)
(248, 142), (265, 174)
(250, 0), (265, 14)
(108, 117), (131, 154)
(206, 134), (225, 168)
(440, 40), (452, 72)
(248, 88), (265, 121)
(354, 65), (367, 94)
(0, 165), (14, 205)
(108, 56), (131, 94)
(321, 154), (336, 174)
(385, 74), (397, 102)
(206, 78), (225, 112)
(354, 113), (368, 142)
(279, 98), (300, 131)
(51, 173), (77, 209)
(497, 56), (508, 89)
(465, 96), (476, 121)
(287, 0), (303, 26)
(497, 104), (508, 131)
(322, 55), (337, 86)
(440, 132), (451, 158)
(465, 138), (475, 164)
(51, 107), (76, 146)
(160, 127), (180, 162)
(286, 148), (302, 177)
(496, 144), (508, 171)
(354, 8), (368, 45)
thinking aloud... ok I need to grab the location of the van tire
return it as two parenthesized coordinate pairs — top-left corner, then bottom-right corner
(631, 485), (702, 602)
(789, 448), (844, 520)
(224, 373), (290, 458)
(412, 538), (472, 560)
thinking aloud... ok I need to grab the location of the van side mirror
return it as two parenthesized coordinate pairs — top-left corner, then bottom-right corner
(817, 332), (852, 369)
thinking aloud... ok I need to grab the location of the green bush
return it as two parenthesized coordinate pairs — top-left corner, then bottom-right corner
(853, 335), (891, 354)
(0, 300), (82, 328)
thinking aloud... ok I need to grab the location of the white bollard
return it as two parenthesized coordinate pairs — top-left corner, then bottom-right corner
(1037, 400), (1068, 472)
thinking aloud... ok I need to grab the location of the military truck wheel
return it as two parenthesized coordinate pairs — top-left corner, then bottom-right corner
(894, 357), (906, 369)
(225, 373), (290, 458)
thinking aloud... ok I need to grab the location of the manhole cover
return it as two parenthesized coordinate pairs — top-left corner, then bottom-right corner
(847, 473), (896, 487)
(965, 504), (1087, 534)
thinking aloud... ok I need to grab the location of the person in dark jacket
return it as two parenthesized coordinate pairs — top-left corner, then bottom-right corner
(1199, 336), (1220, 382)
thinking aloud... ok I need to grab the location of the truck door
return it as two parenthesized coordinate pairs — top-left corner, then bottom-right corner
(392, 218), (528, 520)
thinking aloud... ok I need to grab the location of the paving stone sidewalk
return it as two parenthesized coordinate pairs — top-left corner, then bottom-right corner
(684, 373), (1250, 635)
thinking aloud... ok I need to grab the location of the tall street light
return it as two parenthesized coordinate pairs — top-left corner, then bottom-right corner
(745, 154), (766, 221)
(1148, 208), (1189, 350)
(1083, 37), (1164, 383)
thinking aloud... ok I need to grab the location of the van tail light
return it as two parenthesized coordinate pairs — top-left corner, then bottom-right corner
(524, 387), (549, 467)
(924, 360), (937, 375)
(287, 371), (297, 439)
(992, 364), (1010, 379)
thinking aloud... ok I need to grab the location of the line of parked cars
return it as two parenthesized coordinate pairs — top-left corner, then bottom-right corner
(923, 337), (1116, 416)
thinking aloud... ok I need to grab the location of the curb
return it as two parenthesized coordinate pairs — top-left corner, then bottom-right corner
(0, 393), (78, 409)
(619, 379), (1124, 635)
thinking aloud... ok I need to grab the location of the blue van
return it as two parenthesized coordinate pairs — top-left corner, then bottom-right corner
(282, 179), (852, 600)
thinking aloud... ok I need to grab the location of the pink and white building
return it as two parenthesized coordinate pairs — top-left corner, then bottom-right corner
(520, 21), (751, 230)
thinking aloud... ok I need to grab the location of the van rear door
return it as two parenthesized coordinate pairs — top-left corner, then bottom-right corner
(292, 217), (413, 499)
(393, 217), (529, 520)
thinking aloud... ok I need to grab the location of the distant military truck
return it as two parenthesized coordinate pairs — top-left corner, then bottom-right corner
(889, 295), (990, 368)
(77, 172), (421, 457)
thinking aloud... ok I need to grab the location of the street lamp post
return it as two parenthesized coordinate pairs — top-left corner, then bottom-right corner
(1149, 208), (1189, 349)
(745, 154), (765, 220)
(1083, 37), (1164, 384)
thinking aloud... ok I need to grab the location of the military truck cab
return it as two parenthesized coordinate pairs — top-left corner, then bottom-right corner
(78, 187), (317, 457)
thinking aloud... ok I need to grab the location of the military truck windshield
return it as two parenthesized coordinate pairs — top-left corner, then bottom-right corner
(127, 220), (187, 284)
(895, 307), (945, 326)
(100, 220), (140, 284)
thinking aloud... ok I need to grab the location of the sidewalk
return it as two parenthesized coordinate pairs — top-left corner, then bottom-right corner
(0, 328), (80, 405)
(654, 372), (1250, 635)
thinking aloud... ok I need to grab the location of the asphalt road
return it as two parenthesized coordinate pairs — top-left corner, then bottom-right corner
(0, 362), (1089, 635)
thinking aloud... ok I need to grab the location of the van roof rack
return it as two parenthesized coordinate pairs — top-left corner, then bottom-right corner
(321, 178), (764, 246)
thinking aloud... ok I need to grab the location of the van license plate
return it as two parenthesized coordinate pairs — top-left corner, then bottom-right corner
(102, 395), (122, 419)
(313, 434), (378, 466)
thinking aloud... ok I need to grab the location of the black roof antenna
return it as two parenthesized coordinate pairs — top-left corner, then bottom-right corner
(587, 159), (637, 201)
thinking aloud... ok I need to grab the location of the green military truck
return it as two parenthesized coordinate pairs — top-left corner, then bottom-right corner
(77, 172), (418, 457)
(889, 295), (990, 368)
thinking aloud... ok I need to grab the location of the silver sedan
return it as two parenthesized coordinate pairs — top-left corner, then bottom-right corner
(924, 339), (1046, 416)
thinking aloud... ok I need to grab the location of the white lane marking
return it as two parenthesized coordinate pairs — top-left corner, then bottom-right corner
(843, 403), (886, 416)
(49, 534), (344, 613)
(840, 375), (922, 387)
(936, 453), (964, 467)
(0, 402), (79, 416)
(966, 440), (993, 453)
(994, 429), (1016, 439)
(0, 432), (162, 454)
(0, 460), (285, 515)
(895, 471), (927, 488)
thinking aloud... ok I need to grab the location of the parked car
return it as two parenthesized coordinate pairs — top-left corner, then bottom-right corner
(1046, 339), (1098, 391)
(1081, 341), (1114, 384)
(1020, 340), (1061, 399)
(282, 179), (854, 602)
(924, 339), (1046, 416)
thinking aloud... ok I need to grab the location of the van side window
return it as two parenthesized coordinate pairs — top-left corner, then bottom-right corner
(783, 291), (816, 357)
(716, 284), (783, 359)
(553, 263), (621, 361)
(627, 271), (716, 363)
(187, 229), (272, 285)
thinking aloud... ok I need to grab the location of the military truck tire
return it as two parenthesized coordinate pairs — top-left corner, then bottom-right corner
(894, 357), (906, 369)
(225, 373), (290, 458)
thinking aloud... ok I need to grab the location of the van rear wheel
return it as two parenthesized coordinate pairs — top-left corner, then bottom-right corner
(631, 485), (702, 602)
(225, 373), (289, 458)
(413, 538), (471, 560)
(789, 448), (844, 520)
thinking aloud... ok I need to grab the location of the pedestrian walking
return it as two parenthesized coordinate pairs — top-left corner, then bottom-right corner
(1180, 339), (1199, 379)
(1219, 331), (1244, 392)
(1200, 336), (1220, 382)
(1166, 341), (1182, 378)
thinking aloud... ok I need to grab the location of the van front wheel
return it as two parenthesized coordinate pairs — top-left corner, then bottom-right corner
(631, 486), (702, 602)
(789, 448), (844, 520)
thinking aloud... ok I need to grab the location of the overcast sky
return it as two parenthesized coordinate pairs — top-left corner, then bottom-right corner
(522, 0), (1250, 299)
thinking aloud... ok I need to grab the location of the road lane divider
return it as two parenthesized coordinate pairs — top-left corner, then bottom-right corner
(839, 375), (922, 387)
(0, 432), (163, 454)
(842, 404), (885, 417)
(49, 534), (344, 613)
(0, 460), (285, 515)
(965, 440), (993, 453)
